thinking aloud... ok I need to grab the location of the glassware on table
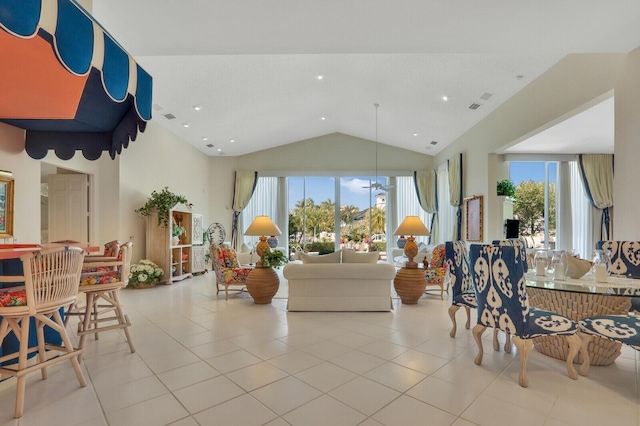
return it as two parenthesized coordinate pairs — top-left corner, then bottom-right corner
(550, 250), (568, 281)
(534, 250), (549, 276)
(592, 249), (611, 283)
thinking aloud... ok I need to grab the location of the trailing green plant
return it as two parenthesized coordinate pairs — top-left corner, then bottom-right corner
(135, 187), (189, 228)
(497, 179), (517, 198)
(261, 249), (288, 268)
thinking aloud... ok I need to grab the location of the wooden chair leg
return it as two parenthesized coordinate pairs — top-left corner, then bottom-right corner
(448, 305), (460, 337)
(472, 324), (487, 366)
(464, 306), (471, 330)
(578, 332), (593, 376)
(513, 336), (533, 388)
(493, 328), (500, 351)
(504, 332), (512, 354)
(564, 334), (581, 380)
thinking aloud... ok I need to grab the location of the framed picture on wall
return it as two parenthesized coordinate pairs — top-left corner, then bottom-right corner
(465, 195), (483, 242)
(0, 173), (15, 238)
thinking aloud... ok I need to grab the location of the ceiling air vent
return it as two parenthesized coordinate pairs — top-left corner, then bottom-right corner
(206, 144), (214, 148)
(163, 113), (176, 120)
(430, 141), (438, 145)
(479, 92), (493, 101)
(468, 103), (482, 110)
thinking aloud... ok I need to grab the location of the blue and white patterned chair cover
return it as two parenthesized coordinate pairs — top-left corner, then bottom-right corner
(597, 241), (640, 312)
(492, 239), (529, 275)
(490, 239), (530, 351)
(445, 241), (476, 337)
(470, 244), (588, 387)
(579, 314), (640, 376)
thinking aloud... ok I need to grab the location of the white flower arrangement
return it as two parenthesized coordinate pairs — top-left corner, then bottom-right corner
(128, 259), (164, 288)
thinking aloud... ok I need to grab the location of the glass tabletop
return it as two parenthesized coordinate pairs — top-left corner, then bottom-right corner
(525, 272), (640, 296)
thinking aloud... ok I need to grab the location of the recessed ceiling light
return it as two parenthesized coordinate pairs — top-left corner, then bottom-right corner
(321, 117), (326, 121)
(217, 148), (222, 152)
(442, 96), (448, 101)
(193, 105), (201, 111)
(230, 139), (235, 143)
(202, 137), (208, 141)
(413, 133), (418, 137)
(317, 74), (324, 80)
(182, 123), (190, 128)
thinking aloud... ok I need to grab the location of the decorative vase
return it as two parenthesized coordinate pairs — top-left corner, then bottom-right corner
(267, 236), (279, 249)
(172, 236), (180, 246)
(246, 267), (279, 304)
(397, 236), (407, 249)
(394, 267), (427, 304)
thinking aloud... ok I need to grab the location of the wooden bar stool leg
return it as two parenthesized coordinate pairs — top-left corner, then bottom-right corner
(36, 318), (48, 380)
(111, 289), (135, 353)
(14, 316), (30, 418)
(53, 309), (86, 387)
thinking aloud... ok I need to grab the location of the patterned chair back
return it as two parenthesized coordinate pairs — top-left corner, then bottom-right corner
(103, 240), (121, 258)
(470, 244), (528, 335)
(445, 241), (472, 299)
(597, 241), (640, 278)
(211, 244), (240, 280)
(492, 239), (529, 275)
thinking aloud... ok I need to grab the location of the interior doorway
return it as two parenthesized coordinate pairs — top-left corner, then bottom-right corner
(40, 163), (90, 244)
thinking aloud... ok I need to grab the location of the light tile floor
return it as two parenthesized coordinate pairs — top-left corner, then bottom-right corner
(0, 272), (638, 426)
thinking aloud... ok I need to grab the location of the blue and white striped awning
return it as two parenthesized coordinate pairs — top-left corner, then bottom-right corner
(0, 0), (153, 160)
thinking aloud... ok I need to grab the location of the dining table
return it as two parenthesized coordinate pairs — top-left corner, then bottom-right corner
(526, 271), (639, 366)
(0, 243), (100, 364)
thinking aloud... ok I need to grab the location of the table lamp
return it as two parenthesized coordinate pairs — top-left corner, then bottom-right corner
(394, 216), (430, 268)
(244, 216), (281, 266)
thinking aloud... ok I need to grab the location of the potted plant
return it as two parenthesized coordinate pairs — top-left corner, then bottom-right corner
(497, 179), (516, 199)
(261, 249), (288, 268)
(135, 187), (189, 228)
(172, 223), (186, 245)
(128, 260), (164, 288)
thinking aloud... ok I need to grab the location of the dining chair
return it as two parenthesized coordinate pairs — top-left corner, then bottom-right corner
(446, 241), (476, 337)
(470, 244), (589, 387)
(211, 244), (252, 299)
(490, 239), (530, 353)
(66, 241), (135, 359)
(578, 314), (640, 376)
(597, 240), (640, 312)
(0, 246), (87, 418)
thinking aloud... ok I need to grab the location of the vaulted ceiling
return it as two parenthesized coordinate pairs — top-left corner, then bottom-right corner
(92, 1), (640, 156)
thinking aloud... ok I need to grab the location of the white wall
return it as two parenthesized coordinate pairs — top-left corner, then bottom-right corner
(434, 53), (626, 242)
(613, 46), (640, 239)
(207, 132), (434, 239)
(119, 121), (211, 261)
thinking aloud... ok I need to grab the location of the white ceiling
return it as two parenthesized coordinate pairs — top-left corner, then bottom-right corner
(91, 1), (640, 157)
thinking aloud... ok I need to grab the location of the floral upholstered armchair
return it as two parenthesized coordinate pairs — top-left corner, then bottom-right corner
(423, 244), (449, 299)
(211, 244), (252, 300)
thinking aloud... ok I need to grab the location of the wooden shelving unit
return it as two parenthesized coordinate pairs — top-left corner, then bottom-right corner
(146, 205), (199, 284)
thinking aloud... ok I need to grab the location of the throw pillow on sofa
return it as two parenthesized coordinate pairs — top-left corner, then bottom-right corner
(300, 250), (342, 264)
(342, 250), (379, 264)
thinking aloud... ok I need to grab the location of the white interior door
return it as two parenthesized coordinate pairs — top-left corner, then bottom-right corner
(48, 174), (88, 243)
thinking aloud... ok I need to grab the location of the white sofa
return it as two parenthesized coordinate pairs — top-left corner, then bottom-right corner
(283, 262), (396, 311)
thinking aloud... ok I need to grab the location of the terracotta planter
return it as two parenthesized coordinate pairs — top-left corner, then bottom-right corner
(246, 267), (279, 304)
